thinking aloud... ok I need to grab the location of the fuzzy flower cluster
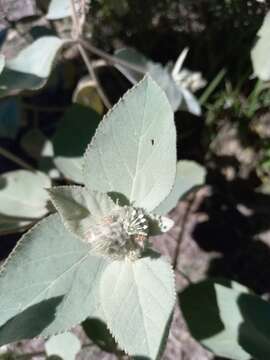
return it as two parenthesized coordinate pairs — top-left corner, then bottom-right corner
(85, 205), (150, 261)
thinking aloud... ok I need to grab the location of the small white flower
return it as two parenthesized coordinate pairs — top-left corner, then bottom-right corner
(85, 205), (150, 261)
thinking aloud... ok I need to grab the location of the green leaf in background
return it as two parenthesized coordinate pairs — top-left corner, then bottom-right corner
(53, 104), (101, 183)
(0, 98), (20, 139)
(154, 160), (206, 215)
(84, 76), (176, 212)
(0, 170), (51, 219)
(47, 0), (72, 20)
(82, 318), (118, 353)
(73, 76), (104, 114)
(48, 186), (116, 240)
(179, 279), (270, 360)
(251, 11), (270, 81)
(114, 47), (148, 84)
(45, 332), (81, 360)
(115, 48), (181, 111)
(0, 36), (67, 97)
(0, 216), (31, 236)
(115, 48), (201, 115)
(21, 129), (49, 160)
(100, 255), (175, 359)
(0, 214), (108, 345)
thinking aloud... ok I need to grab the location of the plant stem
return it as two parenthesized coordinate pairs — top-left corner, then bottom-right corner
(0, 147), (35, 171)
(199, 68), (226, 105)
(79, 39), (146, 74)
(78, 43), (112, 108)
(70, 0), (111, 108)
(70, 0), (80, 38)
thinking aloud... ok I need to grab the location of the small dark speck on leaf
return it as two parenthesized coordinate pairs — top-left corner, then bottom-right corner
(151, 139), (154, 145)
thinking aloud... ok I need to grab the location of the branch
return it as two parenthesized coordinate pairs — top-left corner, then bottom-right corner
(79, 39), (146, 74)
(78, 43), (112, 108)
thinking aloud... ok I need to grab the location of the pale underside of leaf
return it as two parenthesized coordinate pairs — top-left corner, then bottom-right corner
(0, 214), (108, 345)
(0, 37), (68, 96)
(83, 76), (176, 213)
(100, 256), (176, 359)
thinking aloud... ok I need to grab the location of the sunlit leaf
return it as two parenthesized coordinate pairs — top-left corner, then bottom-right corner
(251, 11), (270, 81)
(84, 76), (176, 212)
(100, 255), (175, 358)
(180, 279), (270, 360)
(0, 214), (108, 345)
(0, 37), (67, 97)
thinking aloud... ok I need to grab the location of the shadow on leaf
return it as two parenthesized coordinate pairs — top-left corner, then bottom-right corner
(0, 296), (63, 346)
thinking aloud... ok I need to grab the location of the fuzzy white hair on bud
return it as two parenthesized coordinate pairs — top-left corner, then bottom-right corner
(85, 206), (149, 261)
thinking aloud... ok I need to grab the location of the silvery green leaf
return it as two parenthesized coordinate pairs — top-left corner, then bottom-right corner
(53, 105), (101, 184)
(0, 37), (67, 97)
(251, 12), (270, 81)
(45, 332), (81, 360)
(100, 255), (175, 359)
(0, 56), (4, 75)
(148, 63), (182, 112)
(114, 47), (148, 84)
(115, 48), (201, 114)
(0, 214), (108, 345)
(180, 279), (270, 360)
(180, 86), (201, 116)
(47, 0), (72, 19)
(48, 186), (116, 240)
(154, 160), (206, 215)
(0, 170), (51, 219)
(84, 76), (176, 212)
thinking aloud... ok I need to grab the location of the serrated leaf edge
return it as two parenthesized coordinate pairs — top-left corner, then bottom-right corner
(0, 213), (108, 344)
(100, 256), (176, 359)
(82, 75), (176, 210)
(0, 214), (55, 278)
